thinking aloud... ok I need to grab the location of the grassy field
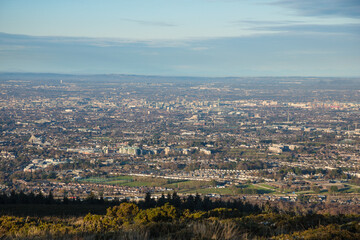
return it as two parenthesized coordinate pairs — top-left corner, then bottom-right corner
(166, 180), (210, 191)
(79, 176), (294, 195)
(257, 183), (276, 189)
(187, 187), (234, 195)
(80, 176), (211, 192)
(82, 176), (133, 183)
(82, 176), (161, 187)
(83, 175), (355, 196)
(342, 184), (360, 193)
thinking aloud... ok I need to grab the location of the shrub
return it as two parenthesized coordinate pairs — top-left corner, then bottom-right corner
(135, 203), (179, 224)
(106, 202), (139, 224)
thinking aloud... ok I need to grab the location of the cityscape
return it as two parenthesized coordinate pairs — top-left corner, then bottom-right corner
(1, 73), (359, 209)
(1, 0), (360, 238)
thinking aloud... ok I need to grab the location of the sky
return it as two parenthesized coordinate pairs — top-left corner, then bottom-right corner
(0, 0), (359, 77)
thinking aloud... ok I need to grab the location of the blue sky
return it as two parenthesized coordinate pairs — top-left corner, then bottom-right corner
(0, 0), (359, 76)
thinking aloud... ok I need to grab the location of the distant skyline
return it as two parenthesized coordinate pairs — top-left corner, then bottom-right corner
(0, 0), (359, 77)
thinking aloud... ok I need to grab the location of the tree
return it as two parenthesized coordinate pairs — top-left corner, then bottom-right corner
(171, 192), (181, 208)
(329, 186), (338, 194)
(46, 191), (55, 204)
(157, 193), (166, 207)
(144, 192), (156, 208)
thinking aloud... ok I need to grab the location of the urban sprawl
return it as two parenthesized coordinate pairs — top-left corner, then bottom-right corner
(1, 74), (359, 207)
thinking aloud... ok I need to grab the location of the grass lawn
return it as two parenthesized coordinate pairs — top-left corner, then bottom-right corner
(338, 185), (360, 193)
(241, 184), (276, 194)
(296, 190), (315, 194)
(105, 179), (133, 185)
(120, 181), (159, 187)
(82, 175), (133, 184)
(164, 180), (210, 190)
(80, 176), (210, 190)
(186, 187), (235, 195)
(258, 183), (276, 189)
(81, 176), (279, 195)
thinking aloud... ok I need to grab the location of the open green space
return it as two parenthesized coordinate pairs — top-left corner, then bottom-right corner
(80, 176), (212, 192)
(257, 183), (276, 189)
(82, 175), (133, 184)
(238, 184), (276, 194)
(80, 176), (285, 195)
(165, 180), (210, 190)
(342, 184), (360, 193)
(187, 187), (234, 195)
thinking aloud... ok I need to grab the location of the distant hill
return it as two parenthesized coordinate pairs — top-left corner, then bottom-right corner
(0, 72), (359, 90)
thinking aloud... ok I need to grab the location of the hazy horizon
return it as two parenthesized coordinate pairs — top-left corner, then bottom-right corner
(1, 0), (359, 77)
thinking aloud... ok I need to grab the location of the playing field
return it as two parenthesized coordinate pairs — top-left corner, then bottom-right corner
(80, 175), (281, 195)
(80, 175), (211, 191)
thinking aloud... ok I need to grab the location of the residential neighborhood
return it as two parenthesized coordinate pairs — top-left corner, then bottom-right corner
(0, 74), (359, 206)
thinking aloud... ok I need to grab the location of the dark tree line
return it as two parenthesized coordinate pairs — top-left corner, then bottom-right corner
(138, 192), (262, 214)
(0, 191), (56, 205)
(0, 190), (262, 214)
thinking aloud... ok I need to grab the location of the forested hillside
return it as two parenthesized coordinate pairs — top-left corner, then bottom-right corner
(0, 192), (359, 239)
